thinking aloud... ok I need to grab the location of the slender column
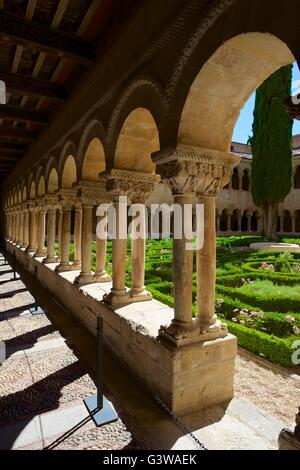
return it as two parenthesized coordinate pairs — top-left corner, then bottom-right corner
(226, 212), (232, 232)
(74, 203), (93, 285)
(27, 206), (37, 253)
(55, 204), (72, 272)
(43, 208), (57, 263)
(103, 198), (129, 305)
(237, 213), (242, 232)
(197, 195), (219, 333)
(15, 211), (20, 245)
(22, 208), (29, 249)
(292, 214), (296, 234)
(166, 193), (195, 338)
(279, 214), (285, 233)
(129, 200), (152, 301)
(216, 211), (220, 233)
(94, 209), (111, 282)
(18, 210), (24, 246)
(247, 214), (252, 232)
(73, 207), (82, 269)
(35, 208), (46, 257)
(57, 208), (63, 260)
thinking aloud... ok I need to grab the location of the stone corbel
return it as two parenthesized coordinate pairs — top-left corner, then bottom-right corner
(74, 180), (110, 207)
(152, 144), (240, 196)
(104, 168), (160, 202)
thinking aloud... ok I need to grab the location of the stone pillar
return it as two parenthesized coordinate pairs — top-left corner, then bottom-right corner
(27, 204), (37, 253)
(103, 169), (159, 305)
(247, 214), (252, 233)
(57, 208), (63, 260)
(35, 206), (47, 257)
(15, 210), (20, 245)
(153, 144), (240, 345)
(226, 212), (232, 232)
(197, 195), (219, 333)
(74, 196), (94, 286)
(55, 191), (76, 272)
(129, 196), (152, 301)
(94, 208), (111, 283)
(279, 214), (285, 233)
(292, 214), (296, 234)
(237, 212), (242, 232)
(22, 207), (29, 249)
(18, 210), (24, 246)
(73, 206), (82, 269)
(43, 196), (58, 263)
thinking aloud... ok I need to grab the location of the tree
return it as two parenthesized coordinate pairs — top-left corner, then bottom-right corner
(250, 65), (293, 239)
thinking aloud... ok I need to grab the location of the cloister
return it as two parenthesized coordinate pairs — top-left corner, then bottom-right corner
(0, 0), (300, 448)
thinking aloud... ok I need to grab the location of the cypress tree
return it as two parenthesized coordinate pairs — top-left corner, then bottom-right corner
(250, 65), (293, 239)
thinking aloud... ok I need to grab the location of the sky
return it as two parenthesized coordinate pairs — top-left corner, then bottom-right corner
(232, 62), (300, 143)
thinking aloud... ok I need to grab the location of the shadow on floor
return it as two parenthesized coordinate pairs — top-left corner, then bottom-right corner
(0, 288), (28, 299)
(4, 324), (58, 359)
(0, 302), (37, 321)
(0, 361), (85, 450)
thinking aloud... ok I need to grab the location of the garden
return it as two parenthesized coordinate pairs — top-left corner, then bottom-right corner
(66, 235), (300, 368)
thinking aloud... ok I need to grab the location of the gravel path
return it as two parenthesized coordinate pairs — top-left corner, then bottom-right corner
(235, 348), (300, 426)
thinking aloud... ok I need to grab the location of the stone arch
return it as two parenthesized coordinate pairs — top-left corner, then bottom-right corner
(177, 33), (295, 152)
(107, 79), (166, 169)
(295, 210), (300, 233)
(241, 210), (248, 232)
(251, 211), (258, 232)
(37, 175), (46, 197)
(81, 137), (106, 181)
(47, 168), (59, 194)
(61, 154), (77, 189)
(231, 168), (240, 190)
(13, 189), (17, 205)
(283, 210), (292, 232)
(242, 169), (250, 191)
(17, 187), (22, 204)
(78, 120), (107, 179)
(219, 209), (228, 232)
(114, 107), (160, 173)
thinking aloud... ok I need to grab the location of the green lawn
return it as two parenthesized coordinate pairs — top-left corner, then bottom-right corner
(61, 235), (300, 367)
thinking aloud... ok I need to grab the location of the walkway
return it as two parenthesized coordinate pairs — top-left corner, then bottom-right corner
(0, 254), (139, 450)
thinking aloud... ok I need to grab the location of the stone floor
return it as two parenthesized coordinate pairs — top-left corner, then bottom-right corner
(0, 255), (139, 450)
(0, 252), (299, 450)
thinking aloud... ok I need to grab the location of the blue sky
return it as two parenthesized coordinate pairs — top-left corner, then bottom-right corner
(232, 63), (300, 143)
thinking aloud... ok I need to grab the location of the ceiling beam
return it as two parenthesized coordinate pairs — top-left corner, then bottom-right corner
(0, 12), (95, 65)
(0, 127), (37, 143)
(0, 104), (48, 124)
(0, 71), (66, 101)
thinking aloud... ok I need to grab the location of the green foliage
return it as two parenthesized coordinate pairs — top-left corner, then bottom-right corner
(250, 65), (293, 206)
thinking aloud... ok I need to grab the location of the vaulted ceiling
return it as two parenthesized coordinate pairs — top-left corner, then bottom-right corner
(0, 0), (143, 184)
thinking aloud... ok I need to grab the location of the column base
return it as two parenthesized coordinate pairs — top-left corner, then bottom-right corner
(43, 256), (58, 264)
(34, 251), (46, 258)
(103, 288), (130, 306)
(74, 272), (95, 286)
(55, 263), (72, 273)
(93, 272), (112, 283)
(160, 319), (228, 347)
(72, 261), (81, 269)
(129, 288), (152, 302)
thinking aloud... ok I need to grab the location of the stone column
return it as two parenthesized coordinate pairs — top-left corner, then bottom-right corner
(292, 214), (296, 234)
(279, 214), (285, 233)
(103, 170), (159, 305)
(15, 209), (20, 245)
(22, 207), (29, 249)
(18, 209), (24, 247)
(74, 192), (94, 286)
(43, 196), (58, 263)
(153, 145), (240, 344)
(237, 212), (242, 232)
(57, 208), (63, 260)
(216, 210), (220, 233)
(94, 208), (111, 283)
(247, 214), (252, 233)
(55, 191), (76, 272)
(27, 203), (37, 253)
(35, 205), (47, 257)
(73, 206), (82, 269)
(226, 212), (232, 233)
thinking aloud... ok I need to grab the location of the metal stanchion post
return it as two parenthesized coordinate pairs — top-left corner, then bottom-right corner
(84, 316), (118, 426)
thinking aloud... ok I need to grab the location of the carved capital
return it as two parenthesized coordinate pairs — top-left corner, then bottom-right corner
(45, 194), (59, 211)
(74, 180), (110, 206)
(57, 189), (76, 210)
(104, 169), (160, 203)
(152, 144), (240, 196)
